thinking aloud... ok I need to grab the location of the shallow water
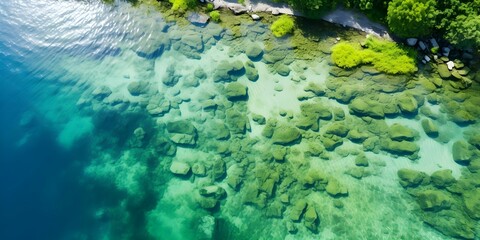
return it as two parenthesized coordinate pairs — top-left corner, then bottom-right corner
(1, 0), (479, 240)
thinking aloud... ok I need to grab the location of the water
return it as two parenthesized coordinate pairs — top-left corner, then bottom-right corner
(1, 0), (479, 239)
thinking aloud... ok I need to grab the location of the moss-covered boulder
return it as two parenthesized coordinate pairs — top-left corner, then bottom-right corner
(382, 140), (419, 158)
(326, 178), (348, 197)
(452, 140), (473, 165)
(265, 201), (284, 218)
(296, 101), (332, 131)
(226, 109), (248, 134)
(252, 113), (266, 125)
(421, 118), (439, 137)
(349, 98), (385, 118)
(304, 204), (318, 232)
(214, 60), (245, 82)
(388, 123), (417, 141)
(347, 129), (369, 143)
(449, 110), (476, 125)
(397, 168), (428, 188)
(166, 120), (198, 146)
(397, 94), (418, 114)
(275, 63), (291, 76)
(127, 81), (150, 96)
(322, 134), (343, 151)
(463, 188), (480, 220)
(304, 82), (325, 96)
(225, 82), (248, 101)
(355, 153), (369, 167)
(206, 122), (230, 140)
(245, 61), (259, 81)
(213, 158), (226, 180)
(325, 122), (349, 137)
(422, 210), (475, 239)
(468, 134), (480, 149)
(290, 200), (307, 222)
(271, 125), (301, 145)
(271, 145), (287, 162)
(245, 43), (263, 60)
(431, 169), (456, 188)
(437, 64), (452, 79)
(416, 190), (452, 212)
(170, 161), (191, 176)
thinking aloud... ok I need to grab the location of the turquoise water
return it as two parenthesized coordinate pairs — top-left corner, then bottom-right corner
(1, 0), (479, 239)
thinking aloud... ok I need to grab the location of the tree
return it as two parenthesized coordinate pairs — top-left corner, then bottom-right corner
(445, 15), (480, 50)
(282, 0), (338, 13)
(386, 0), (437, 37)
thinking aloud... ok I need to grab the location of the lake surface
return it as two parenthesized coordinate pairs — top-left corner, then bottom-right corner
(1, 0), (479, 239)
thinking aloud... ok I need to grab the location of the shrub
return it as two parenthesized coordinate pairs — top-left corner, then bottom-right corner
(206, 3), (214, 11)
(169, 0), (196, 11)
(386, 0), (437, 37)
(331, 36), (417, 75)
(270, 15), (295, 38)
(209, 10), (221, 22)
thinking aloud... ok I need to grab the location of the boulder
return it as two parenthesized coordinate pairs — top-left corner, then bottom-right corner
(92, 86), (112, 100)
(192, 163), (207, 177)
(271, 125), (301, 145)
(438, 64), (452, 78)
(187, 12), (209, 26)
(127, 81), (149, 96)
(397, 94), (418, 114)
(304, 204), (318, 232)
(225, 82), (248, 101)
(251, 14), (261, 20)
(382, 140), (419, 156)
(431, 169), (456, 188)
(166, 120), (197, 146)
(290, 200), (307, 221)
(245, 44), (263, 60)
(347, 129), (369, 143)
(468, 134), (480, 149)
(226, 109), (248, 134)
(197, 196), (218, 209)
(416, 190), (452, 212)
(326, 178), (348, 197)
(388, 123), (417, 141)
(170, 161), (191, 175)
(325, 122), (349, 137)
(406, 38), (417, 46)
(213, 158), (226, 180)
(252, 113), (266, 125)
(354, 153), (369, 167)
(228, 4), (248, 14)
(265, 202), (284, 218)
(397, 168), (428, 188)
(349, 98), (384, 118)
(214, 61), (245, 82)
(463, 188), (480, 219)
(421, 119), (439, 137)
(452, 140), (473, 164)
(199, 185), (226, 199)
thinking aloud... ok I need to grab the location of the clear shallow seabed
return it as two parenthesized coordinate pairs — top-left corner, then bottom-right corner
(0, 0), (479, 239)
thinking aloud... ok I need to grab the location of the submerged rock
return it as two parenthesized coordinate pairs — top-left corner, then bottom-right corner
(127, 81), (150, 96)
(271, 125), (301, 145)
(289, 200), (307, 221)
(421, 118), (439, 137)
(431, 169), (456, 188)
(304, 204), (318, 232)
(349, 98), (385, 118)
(416, 190), (452, 212)
(326, 178), (348, 197)
(166, 120), (198, 146)
(170, 161), (191, 176)
(397, 168), (428, 188)
(382, 140), (419, 158)
(225, 82), (248, 101)
(245, 43), (263, 60)
(388, 123), (417, 141)
(452, 140), (473, 164)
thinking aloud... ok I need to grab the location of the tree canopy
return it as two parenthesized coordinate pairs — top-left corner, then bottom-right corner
(386, 0), (437, 37)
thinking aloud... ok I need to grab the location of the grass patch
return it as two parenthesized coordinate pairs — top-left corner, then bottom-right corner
(331, 36), (417, 75)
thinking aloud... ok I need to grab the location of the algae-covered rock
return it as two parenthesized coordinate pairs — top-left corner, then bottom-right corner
(192, 163), (206, 177)
(397, 94), (418, 114)
(207, 122), (230, 140)
(252, 113), (266, 125)
(275, 63), (291, 76)
(212, 158), (226, 180)
(349, 98), (385, 118)
(197, 196), (218, 209)
(388, 123), (417, 141)
(272, 145), (287, 162)
(422, 210), (475, 239)
(347, 129), (369, 143)
(468, 134), (480, 149)
(326, 178), (348, 197)
(421, 118), (439, 137)
(449, 110), (476, 125)
(325, 122), (349, 137)
(245, 43), (263, 60)
(167, 120), (197, 146)
(304, 204), (318, 232)
(437, 64), (452, 79)
(452, 140), (473, 164)
(170, 161), (191, 176)
(127, 81), (150, 96)
(265, 201), (284, 218)
(227, 174), (242, 191)
(463, 188), (480, 220)
(271, 125), (301, 145)
(225, 82), (248, 101)
(199, 185), (226, 199)
(355, 153), (369, 167)
(290, 200), (307, 221)
(214, 60), (245, 82)
(417, 190), (452, 211)
(245, 61), (259, 81)
(382, 140), (419, 157)
(431, 169), (456, 188)
(304, 82), (325, 96)
(322, 134), (343, 151)
(297, 101), (332, 131)
(226, 109), (248, 134)
(397, 168), (428, 188)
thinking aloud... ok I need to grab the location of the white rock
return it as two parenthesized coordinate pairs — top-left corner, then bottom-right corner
(406, 38), (418, 46)
(272, 9), (280, 15)
(336, 37), (341, 41)
(430, 38), (439, 48)
(419, 41), (427, 51)
(170, 161), (191, 175)
(447, 61), (454, 70)
(251, 14), (261, 20)
(424, 55), (431, 62)
(433, 55), (438, 60)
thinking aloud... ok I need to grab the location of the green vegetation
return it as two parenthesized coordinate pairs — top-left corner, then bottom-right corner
(386, 0), (437, 37)
(210, 10), (221, 22)
(280, 0), (337, 14)
(445, 14), (480, 49)
(169, 0), (197, 11)
(331, 36), (417, 74)
(270, 15), (295, 38)
(206, 3), (214, 12)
